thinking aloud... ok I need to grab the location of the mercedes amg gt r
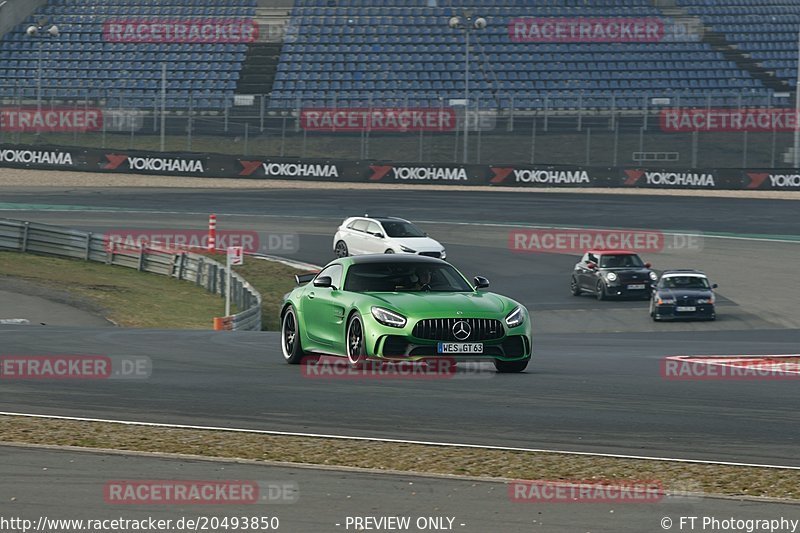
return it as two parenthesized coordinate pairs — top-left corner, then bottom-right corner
(280, 255), (532, 372)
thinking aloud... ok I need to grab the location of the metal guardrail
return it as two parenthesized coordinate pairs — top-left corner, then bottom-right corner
(0, 217), (262, 331)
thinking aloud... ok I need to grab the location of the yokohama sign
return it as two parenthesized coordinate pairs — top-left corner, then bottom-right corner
(369, 165), (468, 181)
(490, 167), (591, 186)
(661, 109), (800, 132)
(624, 169), (716, 188)
(0, 148), (74, 166)
(238, 159), (340, 179)
(102, 153), (205, 174)
(0, 108), (103, 132)
(509, 18), (664, 43)
(300, 108), (456, 132)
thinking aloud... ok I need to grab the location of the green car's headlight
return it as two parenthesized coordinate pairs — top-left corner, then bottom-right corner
(371, 307), (407, 328)
(505, 306), (525, 328)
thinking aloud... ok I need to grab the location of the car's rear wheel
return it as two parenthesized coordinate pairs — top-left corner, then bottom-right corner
(346, 314), (367, 367)
(494, 358), (529, 373)
(596, 281), (607, 300)
(281, 306), (305, 364)
(570, 276), (581, 296)
(334, 240), (348, 258)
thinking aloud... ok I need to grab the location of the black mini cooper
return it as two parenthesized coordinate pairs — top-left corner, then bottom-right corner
(571, 250), (657, 300)
(650, 270), (717, 321)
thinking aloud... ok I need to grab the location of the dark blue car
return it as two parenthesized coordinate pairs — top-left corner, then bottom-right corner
(650, 270), (718, 321)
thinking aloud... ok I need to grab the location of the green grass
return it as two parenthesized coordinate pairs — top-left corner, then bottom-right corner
(0, 251), (305, 330)
(229, 256), (312, 331)
(0, 251), (227, 329)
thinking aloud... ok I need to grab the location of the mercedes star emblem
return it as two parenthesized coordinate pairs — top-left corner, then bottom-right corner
(452, 320), (471, 341)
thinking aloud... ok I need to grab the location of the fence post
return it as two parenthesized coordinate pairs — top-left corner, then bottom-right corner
(260, 94), (265, 133)
(742, 130), (748, 168)
(585, 127), (591, 166)
(529, 117), (536, 165)
(280, 116), (287, 157)
(691, 130), (698, 168)
(21, 222), (30, 252)
(137, 247), (145, 272)
(196, 258), (204, 286)
(613, 120), (619, 167)
(85, 232), (92, 260)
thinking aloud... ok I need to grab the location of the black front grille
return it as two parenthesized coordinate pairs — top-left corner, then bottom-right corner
(382, 336), (410, 357)
(419, 251), (441, 258)
(618, 272), (648, 283)
(412, 318), (504, 342)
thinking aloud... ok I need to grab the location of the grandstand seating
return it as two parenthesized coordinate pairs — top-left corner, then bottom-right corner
(676, 0), (800, 85)
(0, 0), (257, 109)
(269, 0), (777, 110)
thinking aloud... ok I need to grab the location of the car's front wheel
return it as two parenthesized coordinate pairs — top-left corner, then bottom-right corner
(570, 276), (581, 296)
(596, 281), (607, 301)
(494, 358), (529, 373)
(346, 313), (367, 367)
(334, 240), (349, 258)
(384, 248), (395, 254)
(281, 306), (305, 364)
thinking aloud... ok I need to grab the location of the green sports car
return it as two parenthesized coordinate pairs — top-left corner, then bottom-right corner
(280, 255), (532, 373)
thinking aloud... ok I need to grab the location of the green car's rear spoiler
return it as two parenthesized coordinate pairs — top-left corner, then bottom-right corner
(295, 272), (318, 285)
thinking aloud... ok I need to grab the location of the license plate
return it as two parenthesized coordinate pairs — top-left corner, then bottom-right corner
(677, 306), (696, 312)
(437, 342), (484, 354)
(628, 284), (645, 290)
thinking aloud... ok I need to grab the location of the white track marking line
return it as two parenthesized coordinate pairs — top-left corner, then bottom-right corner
(0, 319), (30, 325)
(1, 411), (798, 470)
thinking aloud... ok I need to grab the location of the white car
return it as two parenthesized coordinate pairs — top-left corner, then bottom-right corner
(333, 216), (446, 259)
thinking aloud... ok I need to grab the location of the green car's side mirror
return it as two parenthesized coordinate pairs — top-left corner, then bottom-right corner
(474, 276), (490, 289)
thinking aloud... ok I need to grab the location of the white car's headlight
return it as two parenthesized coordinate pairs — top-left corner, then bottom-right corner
(606, 272), (618, 282)
(649, 271), (658, 281)
(440, 248), (446, 259)
(371, 307), (407, 328)
(400, 245), (416, 253)
(505, 306), (525, 328)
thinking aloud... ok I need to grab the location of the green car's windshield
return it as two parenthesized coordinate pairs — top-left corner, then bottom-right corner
(380, 220), (426, 238)
(344, 262), (473, 292)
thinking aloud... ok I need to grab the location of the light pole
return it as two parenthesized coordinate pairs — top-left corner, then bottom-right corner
(449, 11), (486, 164)
(26, 21), (59, 113)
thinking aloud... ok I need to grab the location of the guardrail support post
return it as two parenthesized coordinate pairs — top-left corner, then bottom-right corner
(138, 247), (145, 272)
(85, 232), (92, 260)
(21, 222), (30, 252)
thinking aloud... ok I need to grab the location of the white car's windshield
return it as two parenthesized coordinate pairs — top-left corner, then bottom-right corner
(380, 221), (427, 238)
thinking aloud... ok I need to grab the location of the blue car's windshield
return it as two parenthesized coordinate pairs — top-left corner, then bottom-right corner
(344, 262), (473, 292)
(661, 276), (710, 290)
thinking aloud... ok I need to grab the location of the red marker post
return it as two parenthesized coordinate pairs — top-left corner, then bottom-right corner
(208, 214), (217, 251)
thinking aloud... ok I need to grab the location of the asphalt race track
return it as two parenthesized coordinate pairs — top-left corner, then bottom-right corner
(4, 446), (799, 533)
(0, 188), (799, 467)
